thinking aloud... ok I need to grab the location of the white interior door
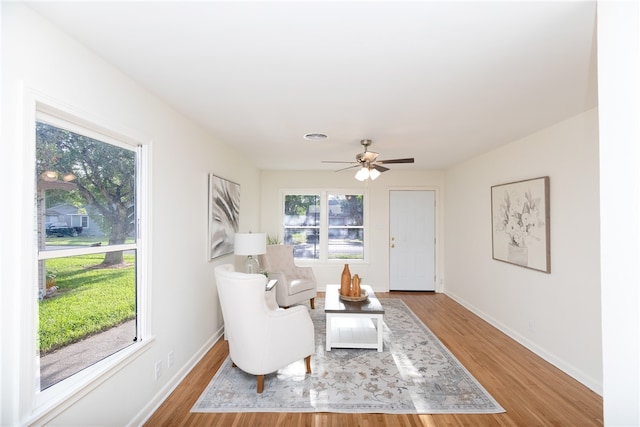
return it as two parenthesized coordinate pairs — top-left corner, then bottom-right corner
(389, 190), (435, 291)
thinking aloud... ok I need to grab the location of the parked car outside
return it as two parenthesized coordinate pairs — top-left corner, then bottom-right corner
(46, 223), (81, 237)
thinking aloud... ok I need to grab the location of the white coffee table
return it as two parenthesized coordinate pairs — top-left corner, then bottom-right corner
(324, 284), (385, 352)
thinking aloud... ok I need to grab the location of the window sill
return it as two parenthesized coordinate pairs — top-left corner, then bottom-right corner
(28, 336), (155, 426)
(297, 259), (368, 265)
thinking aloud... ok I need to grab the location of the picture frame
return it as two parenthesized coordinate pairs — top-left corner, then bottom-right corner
(491, 176), (550, 273)
(208, 174), (240, 260)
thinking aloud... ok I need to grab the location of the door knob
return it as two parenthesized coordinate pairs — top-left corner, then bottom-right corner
(391, 244), (395, 248)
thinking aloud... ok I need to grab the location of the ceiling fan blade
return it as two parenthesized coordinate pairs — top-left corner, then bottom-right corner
(334, 164), (361, 172)
(373, 164), (390, 173)
(322, 160), (358, 164)
(377, 158), (415, 164)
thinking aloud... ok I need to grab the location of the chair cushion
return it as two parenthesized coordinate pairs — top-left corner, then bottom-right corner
(289, 279), (315, 295)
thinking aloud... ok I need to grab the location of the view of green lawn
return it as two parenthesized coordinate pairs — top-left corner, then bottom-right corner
(45, 236), (135, 247)
(39, 251), (135, 354)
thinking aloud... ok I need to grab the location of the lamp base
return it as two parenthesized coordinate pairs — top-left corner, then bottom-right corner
(245, 255), (260, 274)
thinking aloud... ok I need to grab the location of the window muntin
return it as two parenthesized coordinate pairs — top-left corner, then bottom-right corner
(35, 117), (139, 391)
(282, 191), (365, 261)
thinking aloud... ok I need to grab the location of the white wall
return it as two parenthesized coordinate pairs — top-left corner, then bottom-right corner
(444, 109), (603, 393)
(597, 1), (640, 425)
(1, 4), (260, 426)
(260, 170), (445, 292)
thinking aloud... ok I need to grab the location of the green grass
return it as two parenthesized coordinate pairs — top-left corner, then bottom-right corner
(331, 254), (364, 259)
(45, 236), (135, 246)
(39, 254), (135, 354)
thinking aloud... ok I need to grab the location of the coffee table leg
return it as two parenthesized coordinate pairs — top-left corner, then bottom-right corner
(376, 315), (383, 352)
(326, 314), (332, 351)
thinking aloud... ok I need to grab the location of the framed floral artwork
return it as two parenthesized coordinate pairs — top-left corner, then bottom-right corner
(491, 176), (550, 273)
(208, 174), (240, 260)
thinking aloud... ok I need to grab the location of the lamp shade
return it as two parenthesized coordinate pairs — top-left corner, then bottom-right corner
(234, 233), (267, 256)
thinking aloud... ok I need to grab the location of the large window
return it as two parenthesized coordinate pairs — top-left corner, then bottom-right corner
(34, 112), (143, 392)
(283, 191), (365, 261)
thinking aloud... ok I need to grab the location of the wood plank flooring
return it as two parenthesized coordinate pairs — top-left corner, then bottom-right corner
(144, 292), (603, 426)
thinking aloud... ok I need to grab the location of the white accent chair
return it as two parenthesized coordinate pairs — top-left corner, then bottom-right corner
(214, 264), (314, 393)
(260, 245), (318, 309)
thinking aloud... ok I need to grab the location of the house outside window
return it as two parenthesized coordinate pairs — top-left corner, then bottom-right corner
(34, 110), (145, 393)
(282, 191), (366, 261)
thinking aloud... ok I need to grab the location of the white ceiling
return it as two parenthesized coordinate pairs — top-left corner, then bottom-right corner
(27, 1), (598, 172)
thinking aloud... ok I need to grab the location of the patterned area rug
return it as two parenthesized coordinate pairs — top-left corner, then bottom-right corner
(192, 298), (504, 414)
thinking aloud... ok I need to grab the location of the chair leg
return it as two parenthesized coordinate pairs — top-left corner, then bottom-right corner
(310, 297), (315, 309)
(305, 355), (311, 374)
(257, 375), (264, 393)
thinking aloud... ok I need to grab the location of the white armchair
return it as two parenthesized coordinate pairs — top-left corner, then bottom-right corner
(260, 245), (318, 309)
(214, 264), (314, 393)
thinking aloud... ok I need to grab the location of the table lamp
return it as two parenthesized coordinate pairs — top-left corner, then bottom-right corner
(234, 232), (267, 274)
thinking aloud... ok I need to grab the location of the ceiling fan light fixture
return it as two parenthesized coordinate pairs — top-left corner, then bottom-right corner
(303, 132), (328, 141)
(324, 139), (414, 180)
(355, 167), (369, 181)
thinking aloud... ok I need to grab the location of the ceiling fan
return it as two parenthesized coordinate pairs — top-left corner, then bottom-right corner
(322, 139), (415, 181)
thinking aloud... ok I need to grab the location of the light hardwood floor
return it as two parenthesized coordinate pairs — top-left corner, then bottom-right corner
(144, 292), (603, 426)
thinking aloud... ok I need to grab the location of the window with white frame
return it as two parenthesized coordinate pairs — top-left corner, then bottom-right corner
(282, 191), (365, 261)
(34, 111), (144, 392)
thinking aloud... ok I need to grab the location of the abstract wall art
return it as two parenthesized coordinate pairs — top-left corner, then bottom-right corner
(208, 174), (240, 260)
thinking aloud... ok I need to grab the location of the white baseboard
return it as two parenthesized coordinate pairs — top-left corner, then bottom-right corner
(128, 327), (224, 426)
(444, 290), (603, 396)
